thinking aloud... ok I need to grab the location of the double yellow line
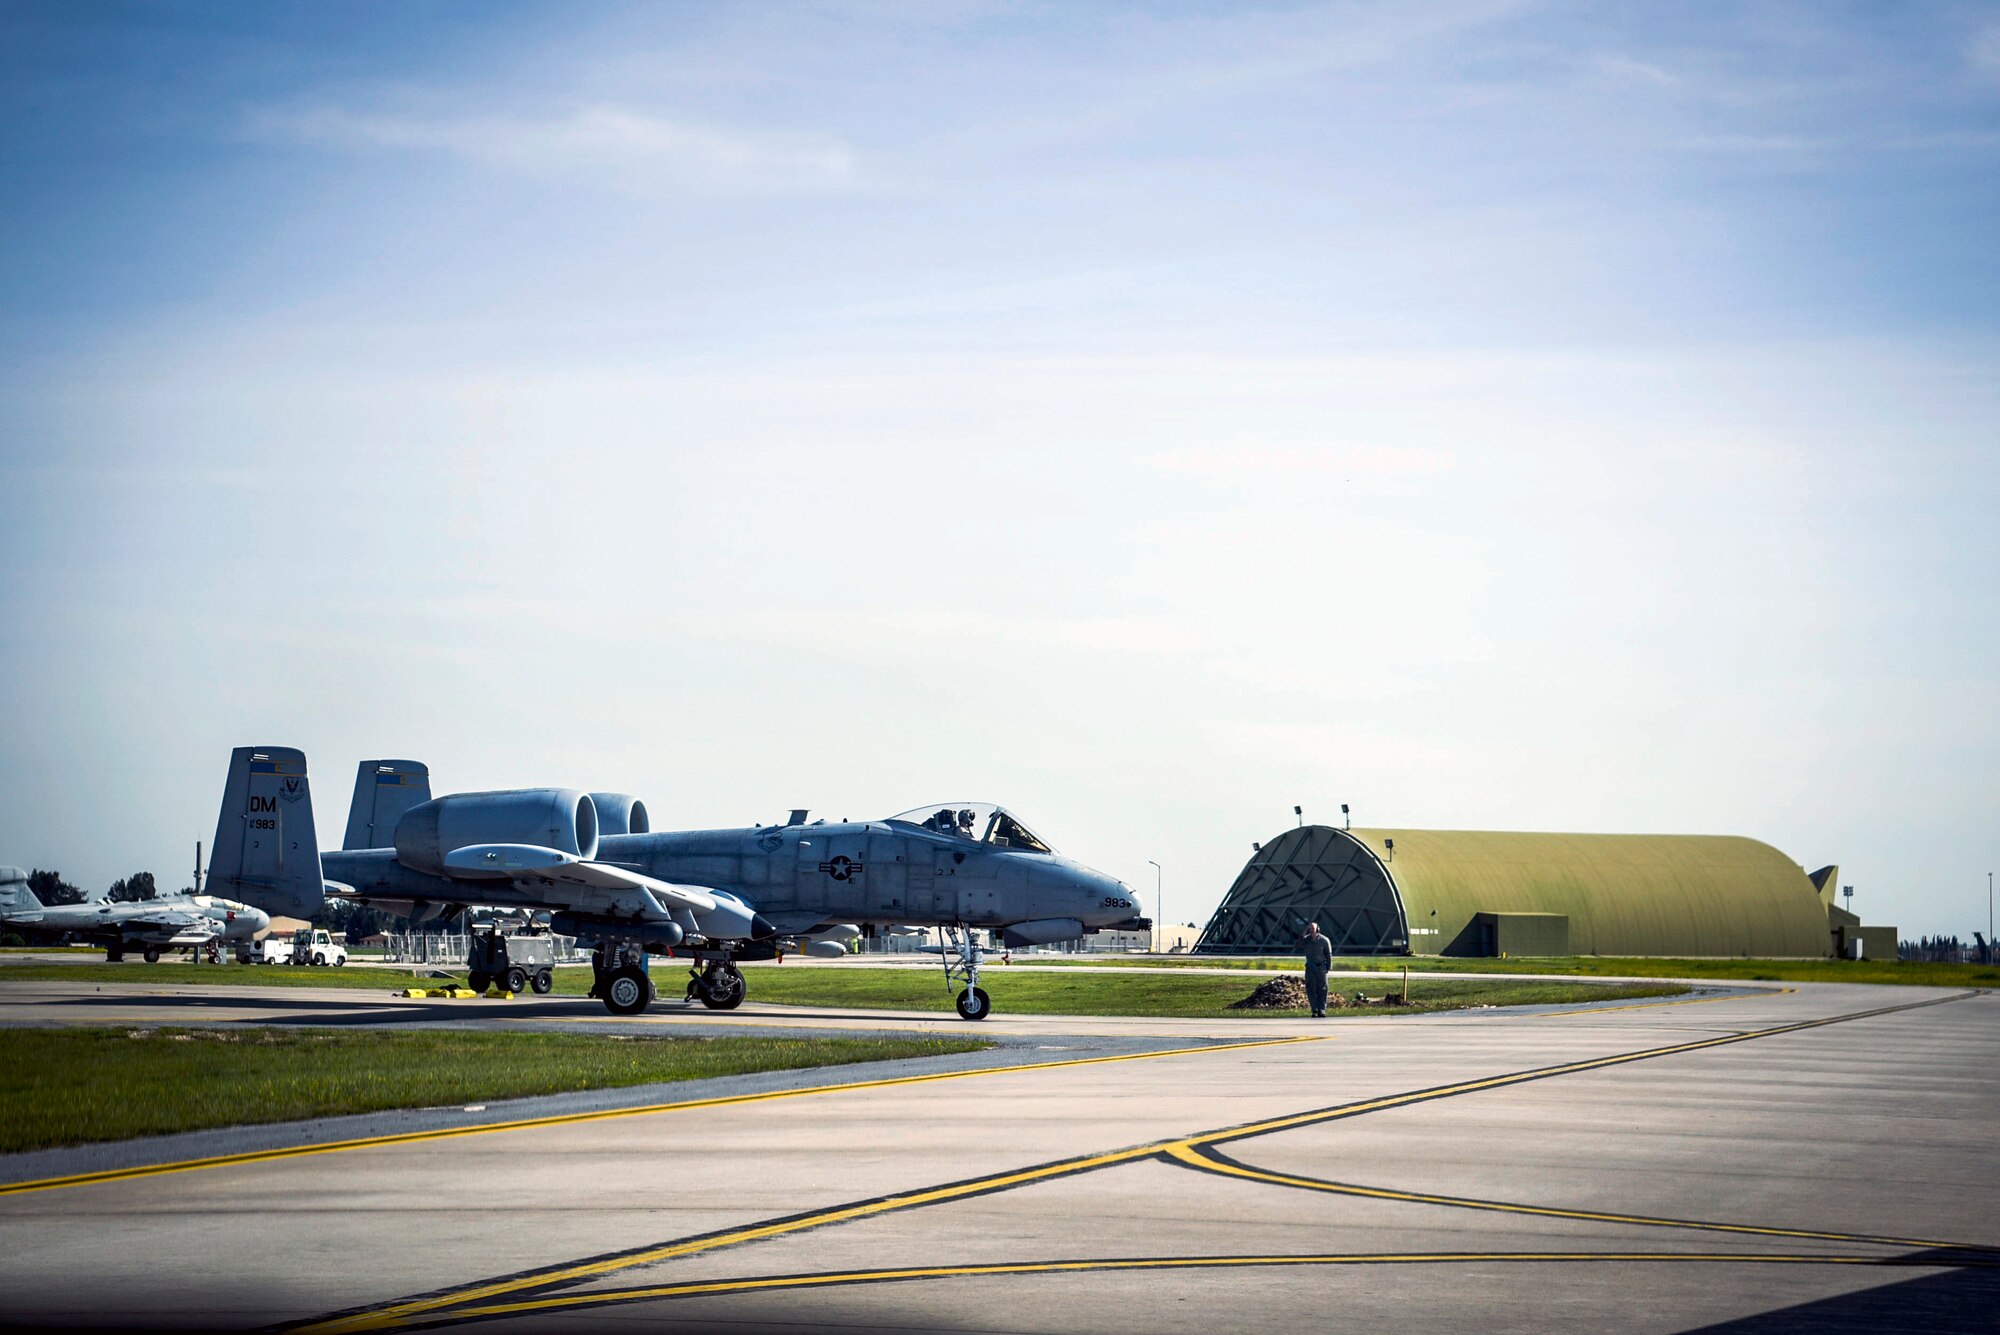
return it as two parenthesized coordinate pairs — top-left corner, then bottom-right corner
(425, 1251), (1996, 1323)
(1165, 1142), (1984, 1253)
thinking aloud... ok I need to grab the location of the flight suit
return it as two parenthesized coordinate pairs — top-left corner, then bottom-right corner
(1302, 931), (1333, 1015)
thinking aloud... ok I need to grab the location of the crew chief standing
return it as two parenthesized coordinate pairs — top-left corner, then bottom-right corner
(1302, 921), (1333, 1017)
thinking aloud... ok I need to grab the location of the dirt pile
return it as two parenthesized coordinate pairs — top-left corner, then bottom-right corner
(1227, 975), (1312, 1009)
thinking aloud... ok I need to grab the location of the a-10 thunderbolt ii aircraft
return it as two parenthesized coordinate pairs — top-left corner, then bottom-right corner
(0, 865), (270, 962)
(205, 748), (1147, 1019)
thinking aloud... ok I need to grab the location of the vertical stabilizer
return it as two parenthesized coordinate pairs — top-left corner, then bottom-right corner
(210, 747), (326, 919)
(344, 760), (432, 850)
(0, 867), (41, 921)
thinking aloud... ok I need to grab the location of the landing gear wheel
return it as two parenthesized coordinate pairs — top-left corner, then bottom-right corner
(955, 986), (991, 1021)
(142, 947), (160, 964)
(504, 966), (529, 994)
(530, 970), (554, 995)
(467, 970), (492, 993)
(697, 963), (746, 1011)
(603, 965), (652, 1016)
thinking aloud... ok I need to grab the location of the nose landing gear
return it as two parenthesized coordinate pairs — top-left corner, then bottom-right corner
(687, 959), (746, 1010)
(937, 923), (992, 1021)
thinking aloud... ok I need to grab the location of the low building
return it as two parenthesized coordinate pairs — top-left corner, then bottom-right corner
(1196, 825), (1895, 959)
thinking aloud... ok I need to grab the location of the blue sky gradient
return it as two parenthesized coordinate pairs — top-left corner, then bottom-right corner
(2, 1), (1995, 936)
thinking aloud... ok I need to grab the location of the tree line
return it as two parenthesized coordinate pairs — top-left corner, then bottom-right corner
(23, 869), (184, 904)
(21, 870), (397, 939)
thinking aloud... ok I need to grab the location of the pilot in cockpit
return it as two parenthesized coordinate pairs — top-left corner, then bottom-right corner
(956, 809), (978, 838)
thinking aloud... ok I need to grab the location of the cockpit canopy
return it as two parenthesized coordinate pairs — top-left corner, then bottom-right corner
(886, 803), (1054, 854)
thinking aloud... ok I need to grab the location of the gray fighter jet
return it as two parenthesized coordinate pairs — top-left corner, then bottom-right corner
(205, 748), (1146, 1018)
(0, 865), (269, 962)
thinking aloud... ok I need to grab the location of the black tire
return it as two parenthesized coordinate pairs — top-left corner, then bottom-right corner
(333, 955), (345, 967)
(236, 949), (252, 965)
(467, 971), (492, 993)
(504, 966), (529, 994)
(697, 967), (746, 1011)
(107, 947), (123, 963)
(602, 965), (651, 1016)
(142, 947), (160, 965)
(531, 970), (554, 995)
(955, 986), (992, 1021)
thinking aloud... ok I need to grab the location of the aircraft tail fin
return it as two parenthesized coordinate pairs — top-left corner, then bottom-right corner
(210, 747), (326, 919)
(0, 867), (42, 920)
(343, 760), (432, 850)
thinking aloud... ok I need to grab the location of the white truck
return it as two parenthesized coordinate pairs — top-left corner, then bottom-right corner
(256, 928), (346, 966)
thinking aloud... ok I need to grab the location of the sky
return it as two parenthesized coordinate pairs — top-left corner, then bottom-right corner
(1, 1), (1995, 939)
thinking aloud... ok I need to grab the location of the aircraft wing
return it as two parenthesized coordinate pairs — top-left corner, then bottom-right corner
(442, 845), (722, 918)
(119, 910), (214, 944)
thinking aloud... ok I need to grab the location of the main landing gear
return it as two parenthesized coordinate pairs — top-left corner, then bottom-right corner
(937, 923), (992, 1021)
(588, 943), (657, 1017)
(686, 959), (746, 1010)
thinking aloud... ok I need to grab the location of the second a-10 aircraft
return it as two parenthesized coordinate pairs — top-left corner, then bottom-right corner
(207, 747), (1147, 1018)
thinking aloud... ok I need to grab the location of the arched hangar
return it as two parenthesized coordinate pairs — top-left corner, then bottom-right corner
(1195, 825), (1872, 958)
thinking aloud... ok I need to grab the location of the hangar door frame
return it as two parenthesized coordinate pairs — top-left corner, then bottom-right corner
(1195, 826), (1410, 956)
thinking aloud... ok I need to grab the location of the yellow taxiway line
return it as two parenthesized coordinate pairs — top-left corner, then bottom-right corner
(1163, 1142), (1987, 1253)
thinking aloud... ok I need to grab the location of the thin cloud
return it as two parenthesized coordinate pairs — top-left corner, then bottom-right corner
(258, 103), (858, 194)
(1973, 23), (2000, 75)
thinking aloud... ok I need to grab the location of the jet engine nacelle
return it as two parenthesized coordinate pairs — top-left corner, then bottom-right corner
(589, 793), (650, 836)
(999, 917), (1085, 947)
(394, 789), (600, 877)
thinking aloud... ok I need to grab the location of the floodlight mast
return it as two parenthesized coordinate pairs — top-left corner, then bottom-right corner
(1147, 860), (1163, 954)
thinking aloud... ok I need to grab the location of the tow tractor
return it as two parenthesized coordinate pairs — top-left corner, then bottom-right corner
(287, 928), (347, 967)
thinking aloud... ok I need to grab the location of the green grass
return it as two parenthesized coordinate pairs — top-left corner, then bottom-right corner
(0, 1027), (988, 1154)
(730, 967), (1684, 1016)
(0, 959), (1684, 1016)
(1095, 955), (2000, 988)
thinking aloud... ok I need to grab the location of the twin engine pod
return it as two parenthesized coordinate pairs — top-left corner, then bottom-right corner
(393, 788), (649, 876)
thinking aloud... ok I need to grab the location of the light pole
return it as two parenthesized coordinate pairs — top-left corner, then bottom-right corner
(1147, 860), (1163, 954)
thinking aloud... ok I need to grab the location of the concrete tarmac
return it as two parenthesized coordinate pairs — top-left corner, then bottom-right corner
(0, 979), (1994, 1332)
